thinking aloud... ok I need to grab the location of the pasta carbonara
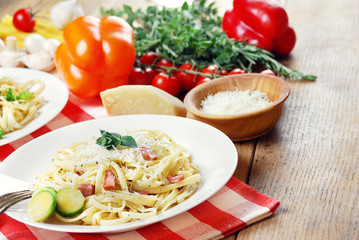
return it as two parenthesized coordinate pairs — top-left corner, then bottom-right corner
(33, 129), (201, 225)
(0, 76), (44, 136)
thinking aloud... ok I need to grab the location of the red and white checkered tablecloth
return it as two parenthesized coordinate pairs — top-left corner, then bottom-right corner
(0, 94), (279, 240)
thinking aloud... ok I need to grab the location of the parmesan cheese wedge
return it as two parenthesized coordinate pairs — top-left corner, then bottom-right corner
(100, 85), (187, 117)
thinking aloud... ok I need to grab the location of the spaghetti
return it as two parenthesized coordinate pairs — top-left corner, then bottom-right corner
(0, 76), (44, 136)
(33, 129), (201, 225)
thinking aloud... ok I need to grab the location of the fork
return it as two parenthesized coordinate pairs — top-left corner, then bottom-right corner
(0, 190), (33, 215)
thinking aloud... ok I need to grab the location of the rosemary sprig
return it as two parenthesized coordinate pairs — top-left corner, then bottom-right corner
(101, 0), (317, 81)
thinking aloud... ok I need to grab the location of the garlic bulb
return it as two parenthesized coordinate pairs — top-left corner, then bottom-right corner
(50, 0), (85, 30)
(23, 33), (46, 54)
(22, 51), (55, 72)
(22, 34), (60, 72)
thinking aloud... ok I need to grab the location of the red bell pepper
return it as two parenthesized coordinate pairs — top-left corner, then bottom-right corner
(222, 0), (296, 56)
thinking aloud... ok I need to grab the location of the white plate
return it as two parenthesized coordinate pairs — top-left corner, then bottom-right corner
(0, 115), (238, 233)
(0, 68), (68, 146)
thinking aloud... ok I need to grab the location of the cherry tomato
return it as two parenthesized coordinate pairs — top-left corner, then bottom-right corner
(260, 69), (276, 76)
(175, 63), (199, 91)
(196, 77), (211, 86)
(155, 59), (175, 75)
(199, 65), (218, 80)
(143, 67), (157, 82)
(139, 52), (161, 65)
(155, 59), (173, 68)
(129, 67), (156, 85)
(229, 68), (245, 75)
(13, 8), (36, 32)
(218, 69), (229, 76)
(152, 72), (181, 96)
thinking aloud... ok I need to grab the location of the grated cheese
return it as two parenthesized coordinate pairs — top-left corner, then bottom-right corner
(200, 88), (274, 115)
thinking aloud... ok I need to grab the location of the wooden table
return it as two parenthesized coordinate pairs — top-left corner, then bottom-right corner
(1, 0), (358, 239)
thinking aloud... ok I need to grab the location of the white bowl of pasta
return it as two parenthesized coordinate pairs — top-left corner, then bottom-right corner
(0, 114), (238, 233)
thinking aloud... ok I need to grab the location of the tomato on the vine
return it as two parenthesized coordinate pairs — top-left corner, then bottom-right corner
(175, 63), (199, 91)
(199, 65), (218, 80)
(152, 72), (181, 96)
(218, 69), (229, 76)
(155, 59), (173, 68)
(139, 52), (161, 65)
(260, 69), (276, 76)
(229, 68), (245, 75)
(129, 67), (156, 85)
(155, 59), (175, 75)
(196, 77), (211, 86)
(13, 8), (36, 32)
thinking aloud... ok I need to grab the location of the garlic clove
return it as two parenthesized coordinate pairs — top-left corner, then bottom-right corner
(43, 38), (61, 56)
(22, 51), (55, 72)
(23, 33), (46, 54)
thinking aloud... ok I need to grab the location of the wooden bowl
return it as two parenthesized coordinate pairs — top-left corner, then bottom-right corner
(183, 74), (290, 141)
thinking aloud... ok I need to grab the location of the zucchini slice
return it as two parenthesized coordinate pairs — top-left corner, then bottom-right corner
(56, 188), (85, 217)
(42, 186), (57, 197)
(26, 190), (56, 222)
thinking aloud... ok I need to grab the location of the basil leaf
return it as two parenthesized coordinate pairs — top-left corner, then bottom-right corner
(16, 90), (35, 101)
(96, 130), (137, 150)
(0, 130), (4, 139)
(5, 88), (16, 101)
(120, 135), (138, 148)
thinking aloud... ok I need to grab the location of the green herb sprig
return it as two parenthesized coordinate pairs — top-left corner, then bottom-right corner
(0, 130), (4, 139)
(101, 0), (316, 81)
(16, 90), (35, 101)
(4, 88), (35, 102)
(5, 88), (16, 101)
(96, 130), (137, 150)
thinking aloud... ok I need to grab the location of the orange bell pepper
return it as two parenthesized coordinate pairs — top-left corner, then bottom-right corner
(55, 16), (136, 98)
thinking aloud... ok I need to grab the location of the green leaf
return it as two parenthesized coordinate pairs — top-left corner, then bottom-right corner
(182, 1), (189, 10)
(5, 88), (16, 101)
(16, 90), (35, 101)
(120, 136), (138, 148)
(0, 130), (4, 139)
(96, 130), (137, 150)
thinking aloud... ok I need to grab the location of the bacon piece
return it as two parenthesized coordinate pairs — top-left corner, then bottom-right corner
(167, 174), (185, 183)
(103, 170), (117, 190)
(137, 191), (148, 195)
(139, 146), (158, 160)
(78, 184), (95, 197)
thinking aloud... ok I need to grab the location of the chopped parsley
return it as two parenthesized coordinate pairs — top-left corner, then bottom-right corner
(16, 90), (35, 101)
(4, 88), (34, 102)
(5, 88), (16, 101)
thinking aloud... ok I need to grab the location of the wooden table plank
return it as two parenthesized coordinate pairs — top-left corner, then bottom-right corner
(232, 140), (257, 183)
(236, 0), (359, 239)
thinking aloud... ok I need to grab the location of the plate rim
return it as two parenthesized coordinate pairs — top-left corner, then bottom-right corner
(1, 114), (238, 233)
